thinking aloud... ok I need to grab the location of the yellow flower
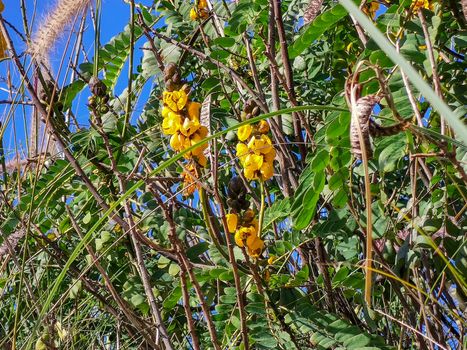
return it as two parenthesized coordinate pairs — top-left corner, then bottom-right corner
(163, 90), (188, 112)
(257, 120), (270, 134)
(187, 102), (201, 120)
(195, 154), (208, 167)
(244, 167), (257, 181)
(180, 117), (200, 137)
(260, 161), (274, 181)
(161, 106), (171, 119)
(197, 125), (209, 139)
(189, 129), (208, 156)
(170, 133), (190, 151)
(234, 226), (257, 248)
(249, 218), (259, 233)
(412, 0), (432, 11)
(162, 113), (182, 135)
(248, 135), (273, 155)
(238, 124), (253, 141)
(236, 142), (249, 164)
(226, 213), (238, 233)
(267, 255), (276, 265)
(234, 227), (249, 247)
(263, 147), (276, 164)
(197, 0), (209, 19)
(190, 8), (198, 20)
(244, 154), (263, 173)
(247, 237), (264, 258)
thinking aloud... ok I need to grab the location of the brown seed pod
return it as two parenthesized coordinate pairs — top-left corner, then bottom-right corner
(228, 176), (245, 198)
(89, 76), (107, 97)
(251, 106), (260, 117)
(163, 63), (181, 87)
(244, 99), (257, 114)
(165, 80), (177, 92)
(350, 94), (379, 159)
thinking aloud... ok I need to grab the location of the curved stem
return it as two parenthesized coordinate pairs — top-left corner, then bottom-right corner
(199, 187), (230, 261)
(258, 180), (266, 238)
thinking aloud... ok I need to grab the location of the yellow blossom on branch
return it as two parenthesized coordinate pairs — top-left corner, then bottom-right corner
(162, 112), (182, 135)
(226, 213), (238, 233)
(190, 0), (209, 21)
(247, 237), (264, 258)
(163, 90), (188, 113)
(238, 124), (253, 142)
(411, 0), (433, 12)
(187, 101), (201, 119)
(180, 117), (200, 137)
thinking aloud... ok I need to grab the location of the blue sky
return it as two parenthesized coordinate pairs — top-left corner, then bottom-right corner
(0, 0), (154, 160)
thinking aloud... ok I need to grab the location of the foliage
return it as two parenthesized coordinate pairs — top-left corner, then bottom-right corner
(0, 0), (466, 349)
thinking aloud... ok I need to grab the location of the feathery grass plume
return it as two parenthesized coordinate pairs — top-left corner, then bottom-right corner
(29, 0), (91, 62)
(0, 0), (8, 59)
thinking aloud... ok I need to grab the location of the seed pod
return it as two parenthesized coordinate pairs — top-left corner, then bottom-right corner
(165, 80), (177, 92)
(88, 96), (97, 108)
(350, 94), (379, 160)
(89, 76), (107, 97)
(164, 63), (178, 80)
(102, 94), (110, 103)
(237, 197), (250, 211)
(244, 99), (256, 114)
(228, 177), (244, 197)
(39, 90), (48, 102)
(227, 198), (242, 212)
(172, 72), (181, 85)
(99, 105), (110, 114)
(251, 106), (260, 117)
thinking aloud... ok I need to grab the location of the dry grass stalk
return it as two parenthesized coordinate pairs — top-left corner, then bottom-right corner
(29, 0), (91, 62)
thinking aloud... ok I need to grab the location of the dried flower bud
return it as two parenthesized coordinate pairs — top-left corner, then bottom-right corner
(89, 76), (107, 97)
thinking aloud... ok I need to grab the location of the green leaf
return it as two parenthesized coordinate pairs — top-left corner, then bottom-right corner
(289, 5), (348, 58)
(213, 37), (236, 47)
(378, 133), (407, 173)
(263, 198), (291, 229)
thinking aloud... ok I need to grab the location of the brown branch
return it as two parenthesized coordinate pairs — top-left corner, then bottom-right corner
(155, 195), (221, 350)
(67, 207), (160, 348)
(271, 0), (308, 160)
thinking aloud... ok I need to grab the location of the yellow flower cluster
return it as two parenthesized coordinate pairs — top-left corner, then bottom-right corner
(0, 1), (7, 60)
(226, 210), (264, 258)
(236, 120), (276, 181)
(190, 0), (209, 21)
(411, 0), (433, 11)
(161, 89), (209, 167)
